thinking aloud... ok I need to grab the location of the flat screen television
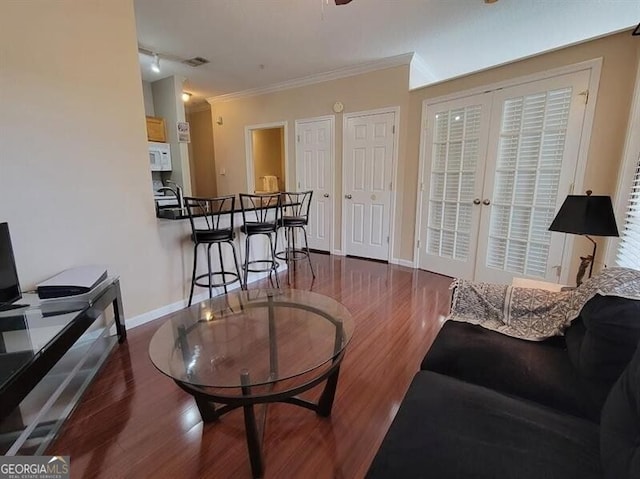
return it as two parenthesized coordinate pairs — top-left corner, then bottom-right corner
(0, 222), (22, 310)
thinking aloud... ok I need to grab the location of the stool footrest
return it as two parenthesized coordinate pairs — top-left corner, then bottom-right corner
(245, 259), (279, 275)
(275, 249), (310, 262)
(194, 272), (242, 289)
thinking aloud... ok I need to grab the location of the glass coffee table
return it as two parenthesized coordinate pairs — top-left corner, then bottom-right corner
(149, 289), (354, 478)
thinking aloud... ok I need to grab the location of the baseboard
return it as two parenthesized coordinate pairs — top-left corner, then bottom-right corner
(332, 249), (345, 256)
(346, 255), (388, 264)
(309, 248), (330, 255)
(390, 258), (415, 269)
(123, 268), (285, 331)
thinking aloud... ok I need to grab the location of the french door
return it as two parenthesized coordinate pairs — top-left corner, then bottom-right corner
(418, 70), (590, 283)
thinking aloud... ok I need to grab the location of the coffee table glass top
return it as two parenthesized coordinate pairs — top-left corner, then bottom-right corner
(149, 289), (354, 389)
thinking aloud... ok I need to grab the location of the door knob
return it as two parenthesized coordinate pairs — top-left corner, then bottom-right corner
(323, 193), (330, 198)
(473, 198), (481, 205)
(345, 194), (353, 199)
(482, 199), (491, 205)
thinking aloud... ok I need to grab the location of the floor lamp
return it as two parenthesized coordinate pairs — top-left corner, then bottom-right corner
(548, 190), (619, 286)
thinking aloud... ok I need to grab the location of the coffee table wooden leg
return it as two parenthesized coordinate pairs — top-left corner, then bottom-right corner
(193, 395), (220, 423)
(242, 402), (263, 478)
(173, 381), (220, 423)
(241, 370), (264, 478)
(316, 364), (341, 417)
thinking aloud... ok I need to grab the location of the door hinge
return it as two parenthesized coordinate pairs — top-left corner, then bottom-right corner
(298, 181), (301, 189)
(417, 239), (421, 249)
(569, 183), (575, 194)
(392, 125), (396, 134)
(420, 182), (424, 192)
(386, 236), (390, 244)
(389, 182), (393, 191)
(297, 134), (301, 142)
(578, 90), (589, 104)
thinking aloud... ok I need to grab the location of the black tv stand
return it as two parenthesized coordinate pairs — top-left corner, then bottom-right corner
(0, 279), (126, 455)
(0, 303), (29, 312)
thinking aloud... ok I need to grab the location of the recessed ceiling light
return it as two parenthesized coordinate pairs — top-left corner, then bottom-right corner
(151, 53), (160, 73)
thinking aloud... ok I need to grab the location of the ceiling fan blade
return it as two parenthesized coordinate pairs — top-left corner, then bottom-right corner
(335, 0), (353, 5)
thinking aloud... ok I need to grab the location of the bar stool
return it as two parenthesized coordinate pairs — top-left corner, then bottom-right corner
(239, 193), (281, 289)
(276, 191), (316, 282)
(184, 195), (244, 306)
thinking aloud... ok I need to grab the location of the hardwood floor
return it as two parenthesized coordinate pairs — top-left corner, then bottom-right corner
(49, 254), (453, 478)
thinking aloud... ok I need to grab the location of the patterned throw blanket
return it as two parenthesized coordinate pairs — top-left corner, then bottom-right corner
(447, 267), (640, 341)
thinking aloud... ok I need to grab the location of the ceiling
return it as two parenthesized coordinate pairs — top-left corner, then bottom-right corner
(134, 0), (639, 103)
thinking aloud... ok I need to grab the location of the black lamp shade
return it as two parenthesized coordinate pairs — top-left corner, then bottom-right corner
(548, 194), (619, 237)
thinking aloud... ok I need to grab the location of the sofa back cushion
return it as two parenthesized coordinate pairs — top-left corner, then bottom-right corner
(565, 295), (640, 385)
(600, 342), (640, 478)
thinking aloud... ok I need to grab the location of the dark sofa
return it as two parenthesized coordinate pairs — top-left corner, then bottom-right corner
(367, 295), (640, 479)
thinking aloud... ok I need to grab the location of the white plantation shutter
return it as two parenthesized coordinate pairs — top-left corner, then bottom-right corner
(427, 105), (482, 260)
(487, 87), (573, 277)
(420, 69), (589, 283)
(616, 154), (640, 270)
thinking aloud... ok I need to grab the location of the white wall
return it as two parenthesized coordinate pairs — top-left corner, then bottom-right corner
(142, 80), (155, 116)
(0, 0), (195, 318)
(151, 76), (192, 194)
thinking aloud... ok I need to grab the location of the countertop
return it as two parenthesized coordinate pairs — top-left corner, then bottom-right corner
(156, 201), (294, 220)
(156, 206), (207, 220)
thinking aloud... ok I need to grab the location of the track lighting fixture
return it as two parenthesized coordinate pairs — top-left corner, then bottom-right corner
(151, 53), (160, 73)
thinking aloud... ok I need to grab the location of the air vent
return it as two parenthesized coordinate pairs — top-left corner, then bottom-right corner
(182, 57), (209, 67)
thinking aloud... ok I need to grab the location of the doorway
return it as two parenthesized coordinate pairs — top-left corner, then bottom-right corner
(187, 105), (217, 197)
(342, 108), (399, 261)
(245, 122), (288, 193)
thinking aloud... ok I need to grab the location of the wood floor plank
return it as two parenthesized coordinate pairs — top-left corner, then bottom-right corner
(49, 254), (452, 478)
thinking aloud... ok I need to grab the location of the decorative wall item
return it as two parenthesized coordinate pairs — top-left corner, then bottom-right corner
(177, 121), (190, 142)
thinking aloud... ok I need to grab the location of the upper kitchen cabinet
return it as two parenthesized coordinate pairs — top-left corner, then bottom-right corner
(146, 116), (166, 143)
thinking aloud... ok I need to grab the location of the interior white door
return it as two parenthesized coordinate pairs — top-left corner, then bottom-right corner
(343, 111), (396, 260)
(295, 117), (334, 252)
(475, 70), (590, 284)
(418, 94), (492, 279)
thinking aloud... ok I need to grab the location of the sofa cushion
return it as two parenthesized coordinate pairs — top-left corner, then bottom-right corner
(565, 294), (640, 385)
(600, 343), (640, 479)
(366, 371), (601, 479)
(421, 320), (601, 420)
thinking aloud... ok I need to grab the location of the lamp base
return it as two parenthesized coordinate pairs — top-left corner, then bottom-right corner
(576, 255), (593, 287)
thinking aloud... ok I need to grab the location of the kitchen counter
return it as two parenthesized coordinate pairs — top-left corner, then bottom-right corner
(153, 199), (290, 301)
(156, 206), (201, 220)
(155, 201), (297, 220)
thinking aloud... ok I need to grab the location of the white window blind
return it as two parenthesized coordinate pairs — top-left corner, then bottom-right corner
(427, 105), (482, 260)
(487, 87), (572, 277)
(616, 154), (640, 270)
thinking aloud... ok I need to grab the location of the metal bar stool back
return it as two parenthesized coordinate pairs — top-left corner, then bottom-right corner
(184, 195), (244, 306)
(238, 193), (281, 288)
(276, 191), (316, 282)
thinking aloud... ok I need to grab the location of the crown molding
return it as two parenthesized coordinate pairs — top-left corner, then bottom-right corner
(207, 52), (414, 104)
(409, 53), (437, 90)
(185, 102), (211, 114)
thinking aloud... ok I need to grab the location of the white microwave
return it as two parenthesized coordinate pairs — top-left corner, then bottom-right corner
(149, 142), (172, 172)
